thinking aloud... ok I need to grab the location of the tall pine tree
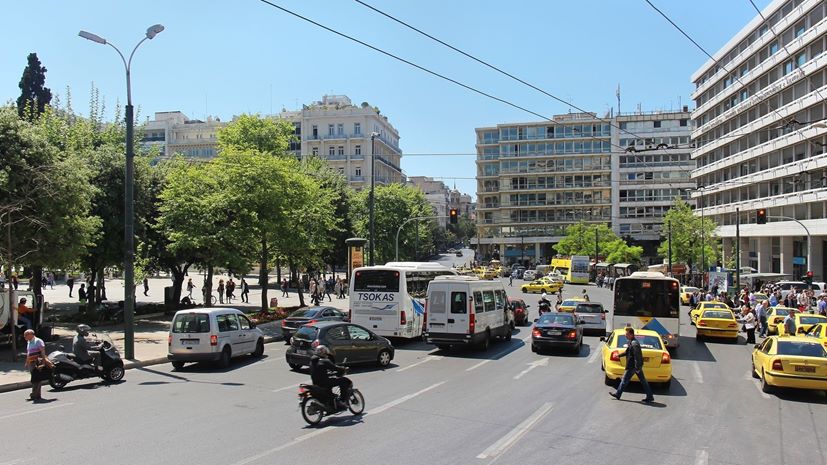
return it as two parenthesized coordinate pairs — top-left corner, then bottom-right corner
(17, 53), (52, 119)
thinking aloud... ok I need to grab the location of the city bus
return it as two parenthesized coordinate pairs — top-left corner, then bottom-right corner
(551, 256), (590, 284)
(350, 262), (457, 339)
(612, 271), (681, 350)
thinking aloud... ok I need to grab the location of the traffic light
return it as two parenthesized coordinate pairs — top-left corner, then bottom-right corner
(803, 271), (813, 284)
(449, 208), (458, 224)
(756, 208), (767, 224)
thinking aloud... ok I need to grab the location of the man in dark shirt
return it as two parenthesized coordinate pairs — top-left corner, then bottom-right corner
(309, 345), (352, 407)
(610, 327), (655, 403)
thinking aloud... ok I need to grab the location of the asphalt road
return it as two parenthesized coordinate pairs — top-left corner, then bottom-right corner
(1, 274), (825, 465)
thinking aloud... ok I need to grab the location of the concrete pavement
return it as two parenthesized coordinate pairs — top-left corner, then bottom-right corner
(1, 275), (824, 465)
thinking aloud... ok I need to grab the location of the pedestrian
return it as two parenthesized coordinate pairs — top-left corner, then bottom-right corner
(509, 273), (513, 286)
(226, 278), (234, 304)
(78, 283), (87, 303)
(100, 280), (107, 301)
(143, 277), (149, 296)
(609, 327), (655, 403)
(67, 276), (75, 298)
(48, 272), (55, 290)
(818, 295), (827, 316)
(241, 278), (249, 303)
(756, 300), (768, 338)
(281, 278), (289, 298)
(321, 279), (332, 302)
(217, 279), (225, 304)
(12, 274), (18, 290)
(334, 278), (342, 299)
(742, 305), (756, 343)
(16, 298), (34, 332)
(783, 308), (797, 335)
(24, 329), (51, 402)
(187, 278), (195, 298)
(769, 291), (778, 307)
(797, 289), (810, 312)
(309, 279), (317, 302)
(582, 289), (590, 302)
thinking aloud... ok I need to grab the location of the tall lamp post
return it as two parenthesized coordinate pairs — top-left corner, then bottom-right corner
(369, 132), (379, 266)
(79, 24), (164, 360)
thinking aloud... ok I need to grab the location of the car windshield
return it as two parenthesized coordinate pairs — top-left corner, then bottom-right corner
(575, 304), (603, 313)
(289, 309), (319, 318)
(702, 303), (727, 309)
(562, 300), (580, 306)
(799, 316), (827, 325)
(703, 310), (734, 319)
(538, 314), (575, 325)
(293, 326), (319, 341)
(172, 313), (210, 333)
(772, 308), (791, 316)
(684, 287), (699, 293)
(614, 335), (663, 350)
(776, 341), (827, 357)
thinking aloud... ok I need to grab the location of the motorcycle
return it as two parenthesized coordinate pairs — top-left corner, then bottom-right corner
(48, 332), (125, 390)
(538, 300), (552, 317)
(298, 368), (365, 426)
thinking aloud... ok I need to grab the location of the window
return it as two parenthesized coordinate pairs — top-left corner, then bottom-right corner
(680, 119), (688, 127)
(217, 314), (239, 332)
(354, 123), (361, 135)
(337, 123), (344, 135)
(429, 291), (446, 314)
(653, 120), (661, 128)
(347, 325), (372, 341)
(172, 313), (210, 333)
(494, 290), (506, 311)
(326, 326), (348, 341)
(355, 167), (362, 176)
(328, 124), (334, 136)
(451, 292), (467, 314)
(338, 146), (344, 155)
(355, 145), (361, 155)
(473, 291), (484, 313)
(312, 147), (319, 156)
(238, 315), (251, 330)
(482, 290), (495, 312)
(312, 125), (318, 138)
(329, 146), (335, 156)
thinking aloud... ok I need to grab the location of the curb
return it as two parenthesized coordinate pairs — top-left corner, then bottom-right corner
(0, 335), (282, 394)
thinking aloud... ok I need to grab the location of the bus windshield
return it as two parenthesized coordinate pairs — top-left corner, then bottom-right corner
(353, 270), (400, 293)
(614, 279), (679, 318)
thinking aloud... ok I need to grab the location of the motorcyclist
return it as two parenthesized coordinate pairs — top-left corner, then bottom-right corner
(309, 345), (352, 408)
(72, 324), (102, 369)
(538, 293), (552, 316)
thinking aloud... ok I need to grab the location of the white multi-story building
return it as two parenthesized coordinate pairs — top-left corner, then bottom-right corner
(690, 0), (827, 279)
(279, 95), (403, 188)
(142, 111), (223, 159)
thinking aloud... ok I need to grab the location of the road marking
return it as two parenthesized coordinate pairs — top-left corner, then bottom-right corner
(476, 402), (554, 460)
(587, 348), (602, 364)
(231, 382), (445, 465)
(272, 385), (297, 393)
(466, 360), (491, 372)
(0, 402), (74, 421)
(692, 361), (704, 384)
(521, 334), (532, 342)
(752, 379), (771, 399)
(396, 355), (442, 372)
(695, 449), (709, 465)
(513, 358), (549, 380)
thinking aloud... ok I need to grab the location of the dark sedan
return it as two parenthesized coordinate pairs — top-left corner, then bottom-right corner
(280, 306), (347, 343)
(510, 298), (531, 326)
(530, 312), (583, 354)
(285, 321), (394, 370)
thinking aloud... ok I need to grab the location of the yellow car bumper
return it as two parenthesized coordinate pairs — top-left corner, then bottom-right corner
(764, 370), (827, 390)
(604, 363), (672, 383)
(696, 328), (739, 339)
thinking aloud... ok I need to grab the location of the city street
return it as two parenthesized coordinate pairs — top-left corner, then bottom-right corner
(1, 262), (824, 465)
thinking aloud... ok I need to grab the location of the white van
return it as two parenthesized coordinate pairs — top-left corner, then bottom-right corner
(424, 276), (513, 350)
(168, 308), (265, 369)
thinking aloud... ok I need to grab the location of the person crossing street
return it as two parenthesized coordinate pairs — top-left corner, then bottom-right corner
(609, 327), (655, 403)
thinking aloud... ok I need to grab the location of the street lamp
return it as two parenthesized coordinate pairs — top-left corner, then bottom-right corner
(369, 131), (380, 266)
(79, 24), (164, 360)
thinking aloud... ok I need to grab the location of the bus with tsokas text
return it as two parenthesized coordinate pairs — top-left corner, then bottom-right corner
(350, 262), (457, 339)
(612, 271), (681, 350)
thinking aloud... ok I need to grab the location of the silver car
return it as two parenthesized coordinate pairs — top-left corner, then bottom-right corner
(573, 302), (607, 336)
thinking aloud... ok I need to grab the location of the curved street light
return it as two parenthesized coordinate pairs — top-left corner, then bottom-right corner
(79, 24), (164, 360)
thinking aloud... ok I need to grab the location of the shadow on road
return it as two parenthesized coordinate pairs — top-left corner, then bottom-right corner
(533, 341), (594, 358)
(771, 388), (827, 404)
(135, 365), (247, 387)
(430, 337), (525, 360)
(672, 336), (717, 362)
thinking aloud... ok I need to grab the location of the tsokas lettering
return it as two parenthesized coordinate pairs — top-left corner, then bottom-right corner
(358, 293), (396, 302)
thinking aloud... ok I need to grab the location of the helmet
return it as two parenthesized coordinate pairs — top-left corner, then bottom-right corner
(76, 324), (91, 336)
(314, 345), (331, 357)
(541, 293), (547, 300)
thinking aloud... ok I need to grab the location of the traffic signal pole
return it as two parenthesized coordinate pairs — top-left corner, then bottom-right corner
(395, 215), (449, 262)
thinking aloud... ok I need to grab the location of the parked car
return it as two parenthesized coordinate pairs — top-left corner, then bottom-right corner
(522, 270), (537, 281)
(531, 312), (583, 354)
(168, 308), (265, 369)
(281, 306), (348, 343)
(510, 298), (531, 326)
(751, 336), (827, 394)
(285, 321), (394, 370)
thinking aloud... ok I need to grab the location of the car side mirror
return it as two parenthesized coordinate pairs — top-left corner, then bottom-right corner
(603, 309), (609, 313)
(753, 344), (760, 349)
(533, 318), (538, 323)
(599, 336), (606, 342)
(250, 322), (257, 329)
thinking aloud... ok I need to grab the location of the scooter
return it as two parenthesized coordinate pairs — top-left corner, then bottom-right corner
(538, 300), (552, 317)
(47, 333), (125, 390)
(298, 369), (365, 426)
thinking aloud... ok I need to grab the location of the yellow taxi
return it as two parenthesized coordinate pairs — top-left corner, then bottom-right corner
(521, 277), (563, 294)
(751, 335), (827, 393)
(766, 306), (796, 335)
(600, 328), (672, 388)
(680, 286), (699, 305)
(777, 313), (827, 336)
(558, 297), (586, 313)
(690, 301), (731, 325)
(476, 268), (498, 280)
(803, 323), (827, 351)
(695, 308), (739, 342)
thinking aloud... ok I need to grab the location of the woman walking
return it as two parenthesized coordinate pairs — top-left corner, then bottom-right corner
(742, 305), (756, 344)
(217, 279), (225, 304)
(24, 329), (51, 401)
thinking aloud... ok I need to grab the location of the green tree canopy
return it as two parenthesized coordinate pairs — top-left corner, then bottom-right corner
(553, 223), (621, 259)
(17, 53), (52, 119)
(657, 198), (718, 270)
(216, 114), (296, 155)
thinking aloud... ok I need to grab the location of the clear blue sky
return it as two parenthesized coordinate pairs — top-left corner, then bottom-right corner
(1, 0), (769, 196)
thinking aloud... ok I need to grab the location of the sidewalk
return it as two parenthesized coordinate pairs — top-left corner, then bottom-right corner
(0, 318), (284, 393)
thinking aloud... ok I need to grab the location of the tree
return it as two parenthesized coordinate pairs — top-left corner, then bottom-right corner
(657, 198), (718, 269)
(299, 156), (351, 275)
(554, 222), (621, 259)
(17, 53), (52, 120)
(216, 114), (296, 155)
(604, 239), (644, 264)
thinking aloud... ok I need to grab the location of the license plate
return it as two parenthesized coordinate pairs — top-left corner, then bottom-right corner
(369, 317), (382, 321)
(547, 330), (561, 336)
(181, 339), (199, 346)
(643, 357), (650, 362)
(795, 366), (816, 373)
(430, 323), (444, 326)
(296, 349), (308, 355)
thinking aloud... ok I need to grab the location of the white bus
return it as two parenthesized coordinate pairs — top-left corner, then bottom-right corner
(612, 271), (681, 350)
(569, 255), (590, 284)
(350, 262), (457, 339)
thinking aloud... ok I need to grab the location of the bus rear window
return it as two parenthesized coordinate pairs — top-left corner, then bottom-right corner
(614, 280), (679, 318)
(354, 270), (400, 293)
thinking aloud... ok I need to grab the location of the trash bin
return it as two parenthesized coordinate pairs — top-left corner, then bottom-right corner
(269, 297), (278, 308)
(164, 286), (174, 310)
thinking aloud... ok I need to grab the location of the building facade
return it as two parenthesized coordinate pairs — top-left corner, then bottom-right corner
(690, 0), (827, 280)
(142, 111), (223, 159)
(475, 110), (693, 267)
(408, 176), (475, 228)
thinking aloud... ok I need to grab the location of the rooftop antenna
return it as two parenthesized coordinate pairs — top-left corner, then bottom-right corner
(205, 94), (208, 120)
(616, 84), (621, 115)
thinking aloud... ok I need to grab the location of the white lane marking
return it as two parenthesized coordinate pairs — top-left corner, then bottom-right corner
(476, 402), (554, 460)
(231, 382), (445, 465)
(396, 355), (442, 372)
(0, 459), (27, 465)
(587, 347), (602, 364)
(692, 361), (704, 384)
(0, 402), (74, 421)
(466, 360), (491, 372)
(695, 449), (709, 465)
(513, 358), (549, 380)
(752, 379), (772, 399)
(272, 385), (297, 393)
(521, 334), (532, 342)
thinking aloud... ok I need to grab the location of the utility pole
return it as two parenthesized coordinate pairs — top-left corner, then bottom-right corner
(667, 220), (672, 278)
(369, 132), (379, 266)
(735, 207), (740, 296)
(6, 211), (17, 361)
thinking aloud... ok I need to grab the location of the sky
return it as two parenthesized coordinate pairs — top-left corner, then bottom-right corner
(1, 0), (770, 196)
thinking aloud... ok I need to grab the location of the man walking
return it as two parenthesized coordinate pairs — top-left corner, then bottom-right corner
(143, 277), (150, 297)
(240, 278), (249, 303)
(609, 327), (655, 403)
(755, 300), (768, 338)
(187, 278), (195, 298)
(67, 276), (75, 298)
